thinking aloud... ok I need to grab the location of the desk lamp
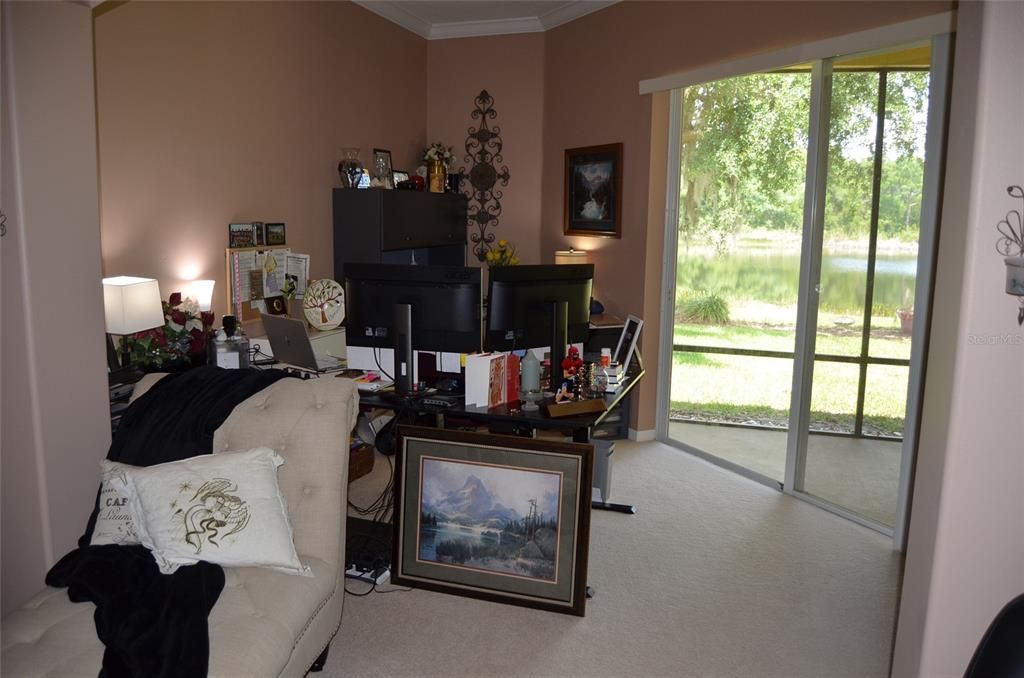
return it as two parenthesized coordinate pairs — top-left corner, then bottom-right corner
(188, 279), (216, 312)
(102, 276), (165, 370)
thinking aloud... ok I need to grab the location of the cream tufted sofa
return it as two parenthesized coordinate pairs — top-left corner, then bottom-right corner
(2, 373), (360, 678)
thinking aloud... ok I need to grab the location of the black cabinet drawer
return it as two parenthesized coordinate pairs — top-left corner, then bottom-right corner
(380, 191), (466, 250)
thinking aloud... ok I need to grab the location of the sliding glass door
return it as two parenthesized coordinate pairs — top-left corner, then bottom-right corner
(668, 70), (811, 484)
(661, 36), (950, 541)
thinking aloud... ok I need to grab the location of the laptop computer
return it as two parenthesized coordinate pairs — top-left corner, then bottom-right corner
(261, 314), (345, 373)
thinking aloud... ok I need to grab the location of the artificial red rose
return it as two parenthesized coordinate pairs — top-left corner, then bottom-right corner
(190, 327), (203, 339)
(190, 337), (204, 354)
(168, 292), (182, 307)
(154, 331), (169, 347)
(200, 311), (215, 328)
(170, 309), (187, 325)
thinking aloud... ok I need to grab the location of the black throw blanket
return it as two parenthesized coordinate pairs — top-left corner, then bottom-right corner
(46, 367), (290, 678)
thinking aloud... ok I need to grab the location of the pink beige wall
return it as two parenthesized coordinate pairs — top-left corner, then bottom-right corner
(426, 33), (545, 267)
(2, 1), (112, 614)
(539, 0), (953, 431)
(94, 1), (428, 321)
(893, 2), (1024, 674)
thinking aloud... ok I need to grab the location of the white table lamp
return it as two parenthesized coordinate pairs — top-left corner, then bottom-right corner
(554, 248), (591, 266)
(188, 279), (216, 312)
(102, 276), (164, 368)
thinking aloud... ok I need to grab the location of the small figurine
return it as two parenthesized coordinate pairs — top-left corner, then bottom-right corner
(561, 346), (584, 379)
(555, 381), (573, 403)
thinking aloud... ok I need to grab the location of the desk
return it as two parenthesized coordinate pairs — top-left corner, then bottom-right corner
(359, 351), (645, 513)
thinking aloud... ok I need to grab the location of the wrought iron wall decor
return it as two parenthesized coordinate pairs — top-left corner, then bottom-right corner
(461, 90), (510, 261)
(995, 185), (1024, 325)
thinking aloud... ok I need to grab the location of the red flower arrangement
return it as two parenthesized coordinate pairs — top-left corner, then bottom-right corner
(126, 292), (215, 368)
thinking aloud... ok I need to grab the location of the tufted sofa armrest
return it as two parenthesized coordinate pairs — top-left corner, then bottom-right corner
(212, 376), (359, 568)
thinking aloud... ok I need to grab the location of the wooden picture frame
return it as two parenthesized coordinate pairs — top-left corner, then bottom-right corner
(392, 426), (593, 617)
(613, 313), (643, 371)
(564, 143), (623, 238)
(264, 222), (286, 246)
(373, 148), (394, 189)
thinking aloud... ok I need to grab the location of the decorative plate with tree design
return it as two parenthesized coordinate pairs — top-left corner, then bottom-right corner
(302, 279), (345, 330)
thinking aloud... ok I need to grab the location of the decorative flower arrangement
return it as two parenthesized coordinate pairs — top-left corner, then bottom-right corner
(485, 239), (519, 268)
(423, 142), (455, 166)
(127, 292), (215, 368)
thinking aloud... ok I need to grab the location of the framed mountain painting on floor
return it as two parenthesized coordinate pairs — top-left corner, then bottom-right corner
(392, 426), (593, 616)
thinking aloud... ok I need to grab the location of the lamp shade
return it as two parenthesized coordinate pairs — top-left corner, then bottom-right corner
(188, 279), (216, 311)
(102, 276), (164, 334)
(554, 248), (591, 266)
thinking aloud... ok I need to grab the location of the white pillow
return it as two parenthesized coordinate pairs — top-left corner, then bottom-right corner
(90, 460), (141, 546)
(123, 447), (309, 576)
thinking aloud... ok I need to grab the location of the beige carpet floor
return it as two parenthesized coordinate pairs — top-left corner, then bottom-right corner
(327, 439), (901, 678)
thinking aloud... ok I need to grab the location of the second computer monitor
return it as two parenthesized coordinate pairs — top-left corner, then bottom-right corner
(485, 264), (593, 353)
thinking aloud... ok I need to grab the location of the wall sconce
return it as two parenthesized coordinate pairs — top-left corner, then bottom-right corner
(995, 185), (1023, 325)
(188, 279), (216, 312)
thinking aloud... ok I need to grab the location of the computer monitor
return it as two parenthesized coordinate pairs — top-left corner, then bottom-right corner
(344, 264), (482, 393)
(485, 264), (594, 391)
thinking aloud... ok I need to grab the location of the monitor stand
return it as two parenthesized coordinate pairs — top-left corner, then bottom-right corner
(548, 301), (568, 393)
(394, 303), (413, 395)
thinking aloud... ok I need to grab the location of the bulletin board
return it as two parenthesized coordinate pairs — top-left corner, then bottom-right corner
(224, 246), (303, 323)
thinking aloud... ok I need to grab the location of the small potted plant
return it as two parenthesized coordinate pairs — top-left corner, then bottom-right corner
(485, 239), (519, 268)
(895, 307), (914, 335)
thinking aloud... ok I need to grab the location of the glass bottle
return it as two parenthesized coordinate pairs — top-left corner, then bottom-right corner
(338, 147), (363, 188)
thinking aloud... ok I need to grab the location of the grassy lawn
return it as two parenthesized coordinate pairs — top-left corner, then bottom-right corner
(670, 319), (910, 437)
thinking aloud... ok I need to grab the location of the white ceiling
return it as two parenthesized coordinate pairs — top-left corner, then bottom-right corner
(353, 1), (618, 40)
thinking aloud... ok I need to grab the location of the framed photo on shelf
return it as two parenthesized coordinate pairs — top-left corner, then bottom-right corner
(264, 222), (286, 246)
(392, 426), (593, 617)
(373, 148), (394, 189)
(228, 222), (256, 248)
(564, 143), (623, 238)
(612, 314), (643, 371)
(393, 170), (410, 185)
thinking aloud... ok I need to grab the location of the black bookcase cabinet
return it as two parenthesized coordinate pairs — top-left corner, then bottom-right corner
(333, 189), (467, 282)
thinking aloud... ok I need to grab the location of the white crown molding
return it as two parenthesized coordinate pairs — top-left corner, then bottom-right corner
(537, 1), (619, 30)
(352, 1), (432, 39)
(429, 16), (544, 40)
(355, 1), (620, 41)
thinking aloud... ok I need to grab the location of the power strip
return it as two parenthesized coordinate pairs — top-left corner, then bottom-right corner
(345, 566), (390, 587)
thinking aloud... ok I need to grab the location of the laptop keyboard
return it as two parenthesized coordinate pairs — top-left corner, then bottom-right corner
(315, 355), (345, 372)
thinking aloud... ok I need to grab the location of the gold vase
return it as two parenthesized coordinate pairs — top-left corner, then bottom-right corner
(428, 159), (446, 193)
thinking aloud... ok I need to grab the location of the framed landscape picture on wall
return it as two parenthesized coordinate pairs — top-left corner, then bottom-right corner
(392, 426), (593, 616)
(564, 143), (623, 238)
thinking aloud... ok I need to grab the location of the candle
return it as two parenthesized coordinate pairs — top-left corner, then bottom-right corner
(521, 352), (540, 394)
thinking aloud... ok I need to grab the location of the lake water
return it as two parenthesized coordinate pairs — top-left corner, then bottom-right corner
(677, 249), (918, 314)
(418, 522), (494, 561)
